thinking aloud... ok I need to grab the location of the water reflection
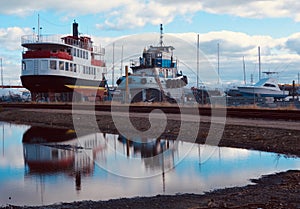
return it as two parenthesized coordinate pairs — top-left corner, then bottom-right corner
(23, 126), (107, 191)
(0, 122), (299, 206)
(23, 126), (177, 181)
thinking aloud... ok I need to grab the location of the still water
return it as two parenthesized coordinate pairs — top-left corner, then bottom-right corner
(0, 122), (299, 206)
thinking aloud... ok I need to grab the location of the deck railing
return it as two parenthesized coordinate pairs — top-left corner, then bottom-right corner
(21, 34), (105, 55)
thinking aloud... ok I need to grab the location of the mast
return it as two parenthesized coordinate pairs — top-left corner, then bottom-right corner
(258, 46), (261, 80)
(197, 34), (199, 88)
(217, 43), (220, 84)
(243, 56), (246, 85)
(112, 42), (115, 87)
(120, 45), (123, 77)
(0, 58), (3, 88)
(37, 14), (42, 42)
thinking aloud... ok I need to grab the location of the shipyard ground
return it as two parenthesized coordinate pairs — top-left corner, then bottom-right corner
(0, 106), (299, 209)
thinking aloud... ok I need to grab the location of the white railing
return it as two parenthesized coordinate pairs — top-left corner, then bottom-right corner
(21, 34), (105, 55)
(93, 45), (105, 55)
(21, 34), (64, 45)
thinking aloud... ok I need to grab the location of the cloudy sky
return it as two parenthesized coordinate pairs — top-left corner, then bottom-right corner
(1, 0), (300, 87)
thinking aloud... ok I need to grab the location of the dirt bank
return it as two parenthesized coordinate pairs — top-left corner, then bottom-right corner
(0, 107), (299, 157)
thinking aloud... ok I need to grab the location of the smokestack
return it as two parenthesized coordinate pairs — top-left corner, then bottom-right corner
(73, 21), (78, 38)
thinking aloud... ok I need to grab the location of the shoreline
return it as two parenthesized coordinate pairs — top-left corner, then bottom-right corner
(0, 107), (299, 208)
(0, 107), (299, 157)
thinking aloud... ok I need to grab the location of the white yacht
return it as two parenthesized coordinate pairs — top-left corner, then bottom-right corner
(237, 76), (289, 99)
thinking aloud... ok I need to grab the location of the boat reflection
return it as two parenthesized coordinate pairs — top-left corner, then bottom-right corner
(22, 126), (177, 190)
(22, 126), (108, 190)
(117, 135), (176, 168)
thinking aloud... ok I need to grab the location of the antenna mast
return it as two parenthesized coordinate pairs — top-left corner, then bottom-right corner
(160, 24), (163, 47)
(243, 56), (246, 85)
(197, 34), (199, 88)
(36, 14), (42, 42)
(38, 14), (40, 41)
(0, 58), (3, 88)
(217, 43), (220, 85)
(258, 46), (261, 80)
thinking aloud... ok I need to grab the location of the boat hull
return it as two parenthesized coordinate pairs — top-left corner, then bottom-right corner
(21, 75), (104, 93)
(238, 86), (289, 98)
(116, 75), (187, 102)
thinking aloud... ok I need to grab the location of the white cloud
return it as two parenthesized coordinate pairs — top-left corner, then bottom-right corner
(99, 30), (300, 86)
(1, 25), (300, 85)
(0, 0), (127, 16)
(200, 0), (299, 20)
(0, 27), (32, 85)
(2, 0), (300, 28)
(0, 27), (31, 51)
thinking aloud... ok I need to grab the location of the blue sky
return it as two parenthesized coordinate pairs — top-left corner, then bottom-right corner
(1, 0), (300, 86)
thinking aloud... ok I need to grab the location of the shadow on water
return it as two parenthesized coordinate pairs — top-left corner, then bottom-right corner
(0, 122), (299, 206)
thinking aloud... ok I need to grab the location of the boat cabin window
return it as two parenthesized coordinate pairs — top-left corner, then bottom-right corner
(50, 60), (57, 70)
(59, 61), (64, 70)
(73, 64), (77, 72)
(70, 63), (73, 72)
(264, 83), (276, 88)
(65, 62), (69, 71)
(41, 60), (48, 71)
(25, 60), (33, 71)
(22, 61), (26, 71)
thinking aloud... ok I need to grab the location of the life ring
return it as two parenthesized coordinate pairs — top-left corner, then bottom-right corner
(141, 78), (147, 84)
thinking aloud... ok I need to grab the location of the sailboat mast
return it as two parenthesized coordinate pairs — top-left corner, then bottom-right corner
(197, 34), (199, 88)
(120, 45), (123, 76)
(217, 43), (220, 84)
(112, 42), (115, 87)
(0, 58), (3, 88)
(243, 56), (246, 85)
(258, 46), (261, 80)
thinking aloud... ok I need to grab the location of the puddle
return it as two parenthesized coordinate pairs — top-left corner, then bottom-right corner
(0, 122), (299, 206)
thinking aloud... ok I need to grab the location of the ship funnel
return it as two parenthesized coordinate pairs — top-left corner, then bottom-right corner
(159, 24), (163, 47)
(73, 21), (79, 38)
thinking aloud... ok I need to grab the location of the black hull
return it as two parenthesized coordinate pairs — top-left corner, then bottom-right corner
(22, 126), (77, 143)
(21, 75), (103, 93)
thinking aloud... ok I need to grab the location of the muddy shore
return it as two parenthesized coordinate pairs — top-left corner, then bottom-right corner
(0, 107), (299, 208)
